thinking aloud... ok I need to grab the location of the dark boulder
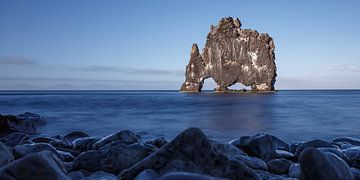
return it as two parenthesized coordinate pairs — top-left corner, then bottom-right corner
(239, 134), (280, 161)
(333, 137), (360, 146)
(0, 132), (30, 147)
(13, 142), (58, 159)
(0, 142), (13, 167)
(235, 155), (268, 171)
(0, 112), (46, 137)
(83, 171), (117, 180)
(266, 158), (292, 175)
(73, 142), (153, 174)
(135, 169), (160, 180)
(73, 136), (101, 152)
(294, 139), (334, 157)
(145, 137), (168, 149)
(344, 146), (360, 168)
(0, 151), (69, 180)
(299, 148), (354, 180)
(92, 130), (139, 149)
(63, 131), (89, 144)
(118, 127), (259, 180)
(288, 163), (300, 178)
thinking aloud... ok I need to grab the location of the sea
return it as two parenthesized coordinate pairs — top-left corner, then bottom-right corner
(0, 90), (359, 143)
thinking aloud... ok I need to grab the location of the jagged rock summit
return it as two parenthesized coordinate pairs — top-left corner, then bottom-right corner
(180, 17), (276, 92)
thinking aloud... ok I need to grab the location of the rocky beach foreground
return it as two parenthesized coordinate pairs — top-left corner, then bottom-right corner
(0, 113), (360, 180)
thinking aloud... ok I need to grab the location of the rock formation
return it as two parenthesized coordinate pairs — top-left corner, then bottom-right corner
(180, 17), (276, 92)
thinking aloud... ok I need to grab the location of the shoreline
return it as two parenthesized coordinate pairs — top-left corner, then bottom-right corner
(1, 112), (360, 179)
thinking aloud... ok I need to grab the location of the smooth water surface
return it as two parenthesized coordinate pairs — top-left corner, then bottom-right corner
(0, 90), (359, 142)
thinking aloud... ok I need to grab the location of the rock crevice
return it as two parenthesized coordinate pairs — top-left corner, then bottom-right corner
(180, 17), (277, 92)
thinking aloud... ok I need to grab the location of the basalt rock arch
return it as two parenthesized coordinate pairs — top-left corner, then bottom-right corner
(180, 17), (276, 92)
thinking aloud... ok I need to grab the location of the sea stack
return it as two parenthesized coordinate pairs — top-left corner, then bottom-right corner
(180, 17), (277, 92)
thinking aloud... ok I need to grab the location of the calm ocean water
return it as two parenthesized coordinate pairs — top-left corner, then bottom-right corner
(0, 90), (359, 142)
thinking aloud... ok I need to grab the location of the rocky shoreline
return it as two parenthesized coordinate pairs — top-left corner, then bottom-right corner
(0, 113), (359, 180)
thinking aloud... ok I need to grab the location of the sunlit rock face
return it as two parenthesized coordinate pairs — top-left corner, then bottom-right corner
(180, 17), (276, 92)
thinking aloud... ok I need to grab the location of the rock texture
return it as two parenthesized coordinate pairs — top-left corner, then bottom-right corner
(180, 17), (276, 92)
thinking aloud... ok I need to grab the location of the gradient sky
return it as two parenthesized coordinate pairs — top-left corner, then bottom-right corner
(1, 0), (360, 90)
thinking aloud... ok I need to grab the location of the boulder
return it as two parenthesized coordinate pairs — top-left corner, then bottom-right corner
(275, 150), (295, 160)
(266, 158), (292, 174)
(343, 146), (360, 168)
(210, 139), (247, 159)
(0, 112), (46, 137)
(0, 132), (30, 147)
(239, 134), (278, 161)
(31, 136), (71, 149)
(236, 155), (268, 171)
(83, 171), (117, 180)
(333, 137), (360, 146)
(118, 128), (258, 180)
(299, 148), (354, 180)
(351, 168), (360, 180)
(145, 137), (168, 149)
(288, 163), (300, 178)
(63, 131), (89, 144)
(13, 142), (58, 159)
(73, 136), (101, 152)
(135, 169), (160, 180)
(92, 130), (139, 149)
(318, 147), (352, 165)
(73, 142), (153, 174)
(0, 142), (13, 167)
(0, 151), (69, 180)
(294, 139), (334, 157)
(68, 171), (84, 180)
(253, 170), (287, 180)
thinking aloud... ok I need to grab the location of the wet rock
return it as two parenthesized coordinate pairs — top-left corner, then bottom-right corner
(180, 17), (276, 92)
(351, 168), (360, 180)
(63, 131), (89, 144)
(145, 137), (168, 149)
(159, 172), (224, 180)
(294, 139), (334, 157)
(239, 134), (278, 161)
(0, 112), (46, 137)
(0, 151), (69, 180)
(299, 148), (354, 180)
(73, 136), (101, 152)
(228, 136), (250, 148)
(287, 143), (300, 154)
(74, 142), (153, 174)
(68, 171), (84, 180)
(343, 146), (360, 168)
(92, 130), (139, 149)
(318, 147), (352, 165)
(13, 142), (58, 159)
(135, 169), (160, 180)
(83, 171), (117, 180)
(0, 142), (13, 166)
(31, 136), (71, 149)
(57, 150), (75, 162)
(288, 163), (300, 178)
(275, 150), (295, 160)
(236, 155), (268, 171)
(0, 132), (30, 147)
(210, 139), (247, 159)
(119, 128), (258, 180)
(333, 137), (360, 146)
(254, 170), (286, 180)
(266, 158), (292, 174)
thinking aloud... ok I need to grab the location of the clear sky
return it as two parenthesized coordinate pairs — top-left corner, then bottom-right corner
(1, 0), (360, 90)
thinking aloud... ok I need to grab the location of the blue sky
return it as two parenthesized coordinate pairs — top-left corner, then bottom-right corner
(0, 0), (360, 90)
